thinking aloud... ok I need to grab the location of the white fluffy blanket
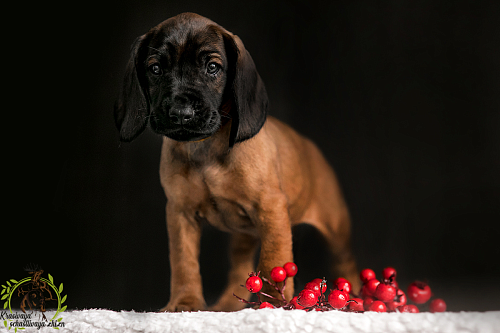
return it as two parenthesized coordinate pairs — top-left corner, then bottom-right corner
(22, 309), (497, 333)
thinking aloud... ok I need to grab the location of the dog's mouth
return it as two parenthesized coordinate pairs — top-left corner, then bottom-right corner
(150, 109), (221, 142)
(161, 127), (213, 142)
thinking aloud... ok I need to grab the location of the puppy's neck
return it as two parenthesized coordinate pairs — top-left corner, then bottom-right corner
(167, 120), (233, 166)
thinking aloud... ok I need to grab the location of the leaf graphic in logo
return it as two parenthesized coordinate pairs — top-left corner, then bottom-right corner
(3, 320), (6, 328)
(61, 295), (67, 304)
(6, 282), (10, 287)
(10, 280), (17, 284)
(3, 300), (8, 309)
(59, 283), (63, 294)
(1, 289), (5, 295)
(48, 274), (54, 284)
(1, 294), (8, 300)
(6, 287), (9, 294)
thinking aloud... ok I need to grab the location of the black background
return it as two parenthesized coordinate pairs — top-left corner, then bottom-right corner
(6, 0), (500, 312)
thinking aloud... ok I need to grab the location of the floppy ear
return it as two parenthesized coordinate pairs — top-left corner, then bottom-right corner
(114, 35), (150, 142)
(223, 33), (268, 147)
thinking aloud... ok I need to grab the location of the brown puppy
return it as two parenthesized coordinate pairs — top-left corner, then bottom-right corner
(115, 12), (358, 312)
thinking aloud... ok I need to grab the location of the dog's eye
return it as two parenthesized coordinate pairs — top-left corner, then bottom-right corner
(206, 62), (221, 75)
(149, 64), (162, 75)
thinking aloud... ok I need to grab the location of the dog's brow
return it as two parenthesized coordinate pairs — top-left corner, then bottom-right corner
(198, 49), (222, 58)
(148, 46), (167, 56)
(145, 56), (160, 66)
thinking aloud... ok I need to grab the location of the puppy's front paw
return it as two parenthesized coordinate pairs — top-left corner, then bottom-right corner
(208, 295), (247, 312)
(160, 295), (206, 312)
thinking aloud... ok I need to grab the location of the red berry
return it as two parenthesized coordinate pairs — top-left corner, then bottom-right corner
(363, 296), (375, 311)
(270, 266), (287, 283)
(297, 289), (318, 307)
(369, 300), (387, 312)
(429, 299), (446, 313)
(283, 262), (298, 277)
(382, 267), (397, 280)
(360, 268), (376, 283)
(328, 289), (349, 309)
(360, 284), (370, 298)
(333, 277), (352, 294)
(348, 298), (364, 312)
(407, 281), (432, 304)
(363, 278), (380, 297)
(375, 283), (397, 302)
(245, 276), (263, 293)
(259, 302), (274, 309)
(398, 304), (419, 313)
(290, 296), (305, 310)
(386, 289), (407, 311)
(389, 280), (399, 289)
(304, 278), (327, 297)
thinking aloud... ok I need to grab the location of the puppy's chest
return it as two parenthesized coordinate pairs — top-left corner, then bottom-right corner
(188, 166), (257, 234)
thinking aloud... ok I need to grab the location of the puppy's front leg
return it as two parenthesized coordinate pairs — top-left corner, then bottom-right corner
(255, 194), (295, 304)
(161, 203), (206, 312)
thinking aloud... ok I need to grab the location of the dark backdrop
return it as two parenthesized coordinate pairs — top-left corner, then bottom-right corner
(7, 0), (500, 312)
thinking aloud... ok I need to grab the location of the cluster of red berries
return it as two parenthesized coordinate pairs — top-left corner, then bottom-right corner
(234, 263), (446, 313)
(235, 263), (299, 309)
(357, 267), (446, 313)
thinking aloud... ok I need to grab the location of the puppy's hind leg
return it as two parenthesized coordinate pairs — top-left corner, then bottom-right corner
(209, 232), (259, 311)
(302, 204), (360, 294)
(299, 142), (360, 293)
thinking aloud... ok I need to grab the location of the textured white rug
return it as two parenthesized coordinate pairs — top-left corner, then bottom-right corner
(17, 308), (496, 333)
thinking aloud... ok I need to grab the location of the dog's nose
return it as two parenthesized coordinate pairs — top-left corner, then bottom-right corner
(169, 107), (194, 125)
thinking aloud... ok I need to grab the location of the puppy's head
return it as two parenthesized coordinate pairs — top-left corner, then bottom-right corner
(114, 12), (268, 147)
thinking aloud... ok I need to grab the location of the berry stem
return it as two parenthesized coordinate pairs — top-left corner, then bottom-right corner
(261, 276), (288, 302)
(280, 278), (287, 301)
(261, 276), (277, 290)
(233, 293), (260, 306)
(258, 291), (288, 304)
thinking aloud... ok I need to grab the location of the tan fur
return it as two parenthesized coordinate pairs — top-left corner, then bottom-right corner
(160, 116), (358, 312)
